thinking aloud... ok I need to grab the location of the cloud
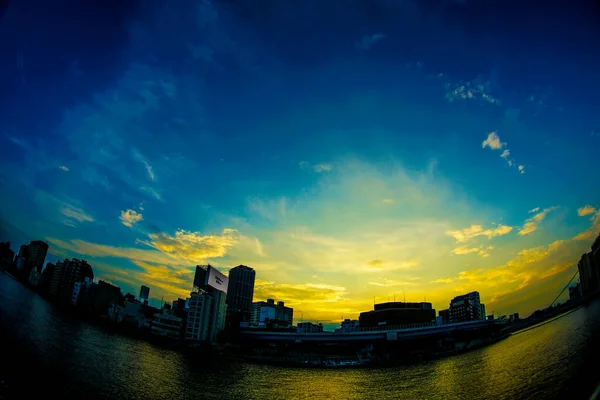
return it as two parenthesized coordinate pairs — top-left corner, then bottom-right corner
(254, 281), (347, 306)
(5, 134), (27, 148)
(138, 228), (238, 264)
(431, 278), (454, 284)
(368, 278), (420, 287)
(313, 163), (333, 173)
(450, 245), (494, 257)
(140, 185), (163, 201)
(132, 149), (156, 181)
(61, 204), (95, 225)
(120, 209), (143, 227)
(481, 131), (525, 174)
(482, 132), (505, 150)
(529, 207), (540, 213)
(446, 224), (513, 243)
(58, 165), (69, 172)
(355, 33), (386, 50)
(572, 209), (600, 241)
(366, 259), (384, 268)
(518, 207), (556, 236)
(446, 80), (500, 105)
(48, 228), (238, 270)
(381, 198), (395, 205)
(300, 161), (333, 173)
(578, 205), (596, 217)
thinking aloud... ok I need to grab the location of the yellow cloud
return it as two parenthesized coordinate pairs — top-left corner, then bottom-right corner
(450, 245), (494, 257)
(518, 207), (556, 236)
(431, 278), (454, 284)
(578, 205), (596, 217)
(119, 209), (143, 227)
(366, 259), (384, 268)
(139, 228), (237, 263)
(253, 282), (347, 305)
(446, 224), (512, 242)
(381, 198), (395, 205)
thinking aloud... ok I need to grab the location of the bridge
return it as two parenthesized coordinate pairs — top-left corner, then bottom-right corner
(240, 319), (506, 343)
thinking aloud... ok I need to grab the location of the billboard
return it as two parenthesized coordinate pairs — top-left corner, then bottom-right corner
(206, 265), (228, 294)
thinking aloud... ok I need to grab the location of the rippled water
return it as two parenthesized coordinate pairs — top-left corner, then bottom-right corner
(1, 272), (599, 400)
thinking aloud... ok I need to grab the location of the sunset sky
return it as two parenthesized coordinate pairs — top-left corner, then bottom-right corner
(1, 1), (599, 328)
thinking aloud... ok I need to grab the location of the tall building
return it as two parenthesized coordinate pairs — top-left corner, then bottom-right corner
(46, 258), (94, 303)
(578, 252), (598, 297)
(92, 281), (121, 315)
(251, 299), (293, 327)
(448, 291), (485, 323)
(140, 285), (150, 301)
(26, 240), (49, 274)
(185, 265), (228, 343)
(0, 242), (14, 267)
(226, 265), (256, 326)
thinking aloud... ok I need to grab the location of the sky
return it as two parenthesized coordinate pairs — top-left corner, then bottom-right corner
(1, 0), (599, 328)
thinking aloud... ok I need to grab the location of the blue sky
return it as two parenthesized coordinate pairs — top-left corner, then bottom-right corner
(1, 0), (599, 326)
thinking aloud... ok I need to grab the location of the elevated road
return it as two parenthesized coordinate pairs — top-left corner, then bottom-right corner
(240, 320), (506, 343)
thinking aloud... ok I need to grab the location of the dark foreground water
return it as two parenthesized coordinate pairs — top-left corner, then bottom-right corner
(1, 272), (600, 400)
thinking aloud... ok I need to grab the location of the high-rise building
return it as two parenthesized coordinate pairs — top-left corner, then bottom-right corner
(448, 291), (485, 323)
(226, 265), (256, 326)
(92, 280), (121, 315)
(26, 240), (49, 274)
(46, 258), (94, 303)
(578, 252), (598, 297)
(140, 285), (150, 300)
(185, 265), (228, 343)
(0, 242), (14, 267)
(251, 299), (293, 327)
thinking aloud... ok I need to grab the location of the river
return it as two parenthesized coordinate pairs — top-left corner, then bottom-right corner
(1, 271), (599, 400)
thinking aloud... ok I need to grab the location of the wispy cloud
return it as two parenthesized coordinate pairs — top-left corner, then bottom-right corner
(61, 204), (95, 227)
(366, 259), (384, 268)
(518, 207), (557, 236)
(446, 79), (500, 105)
(299, 161), (333, 173)
(446, 224), (513, 243)
(313, 163), (333, 173)
(132, 149), (156, 181)
(381, 198), (395, 205)
(481, 131), (525, 174)
(5, 134), (27, 148)
(355, 33), (386, 50)
(120, 209), (143, 228)
(529, 207), (540, 213)
(450, 245), (494, 258)
(578, 205), (596, 217)
(58, 165), (69, 172)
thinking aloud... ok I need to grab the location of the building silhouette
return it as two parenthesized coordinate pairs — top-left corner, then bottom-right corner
(445, 291), (486, 323)
(185, 265), (227, 343)
(578, 234), (600, 297)
(0, 242), (14, 267)
(359, 302), (436, 327)
(139, 285), (150, 304)
(251, 299), (293, 327)
(45, 258), (94, 303)
(27, 240), (49, 274)
(226, 265), (256, 328)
